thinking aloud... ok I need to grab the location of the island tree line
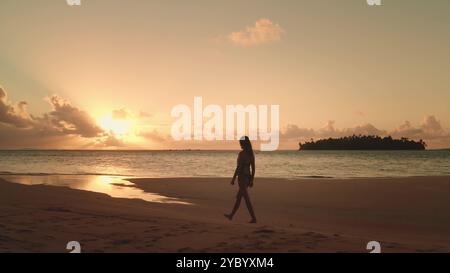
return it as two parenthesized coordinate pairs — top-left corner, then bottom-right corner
(299, 135), (427, 150)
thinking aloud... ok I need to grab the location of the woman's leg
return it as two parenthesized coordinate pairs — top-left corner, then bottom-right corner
(225, 188), (243, 220)
(242, 188), (257, 222)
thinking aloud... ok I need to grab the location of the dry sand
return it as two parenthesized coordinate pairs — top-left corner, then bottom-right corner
(1, 176), (450, 253)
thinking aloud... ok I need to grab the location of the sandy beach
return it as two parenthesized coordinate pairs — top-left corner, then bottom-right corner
(1, 176), (450, 253)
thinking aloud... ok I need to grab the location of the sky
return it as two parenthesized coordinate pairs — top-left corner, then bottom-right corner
(0, 0), (449, 149)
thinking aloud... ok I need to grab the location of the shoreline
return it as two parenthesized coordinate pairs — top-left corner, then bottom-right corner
(2, 172), (450, 179)
(1, 176), (450, 253)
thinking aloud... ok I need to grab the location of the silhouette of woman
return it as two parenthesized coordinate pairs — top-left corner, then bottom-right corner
(225, 136), (257, 223)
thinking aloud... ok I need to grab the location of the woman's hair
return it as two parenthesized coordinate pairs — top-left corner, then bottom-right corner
(239, 136), (254, 158)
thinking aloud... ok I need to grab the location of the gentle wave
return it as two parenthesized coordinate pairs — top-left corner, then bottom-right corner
(0, 171), (132, 177)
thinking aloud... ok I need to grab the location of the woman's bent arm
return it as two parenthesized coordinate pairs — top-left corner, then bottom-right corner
(231, 166), (239, 185)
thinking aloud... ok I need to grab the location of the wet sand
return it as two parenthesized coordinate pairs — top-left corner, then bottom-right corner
(1, 176), (450, 253)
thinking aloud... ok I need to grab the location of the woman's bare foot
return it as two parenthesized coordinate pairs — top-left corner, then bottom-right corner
(249, 218), (257, 224)
(224, 214), (233, 221)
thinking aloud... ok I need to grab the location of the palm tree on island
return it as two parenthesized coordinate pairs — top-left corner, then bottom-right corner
(299, 135), (427, 150)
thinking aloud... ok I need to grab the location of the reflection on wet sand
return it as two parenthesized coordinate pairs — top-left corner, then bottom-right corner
(0, 175), (190, 205)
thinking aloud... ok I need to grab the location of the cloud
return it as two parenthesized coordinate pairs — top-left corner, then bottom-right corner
(112, 108), (153, 121)
(138, 129), (168, 142)
(391, 121), (423, 139)
(46, 95), (104, 138)
(100, 134), (126, 147)
(0, 85), (106, 149)
(139, 111), (152, 118)
(112, 108), (130, 120)
(342, 123), (387, 137)
(282, 124), (315, 139)
(0, 86), (33, 128)
(282, 121), (386, 140)
(421, 115), (446, 136)
(228, 19), (285, 46)
(319, 120), (338, 136)
(391, 116), (450, 140)
(0, 124), (81, 149)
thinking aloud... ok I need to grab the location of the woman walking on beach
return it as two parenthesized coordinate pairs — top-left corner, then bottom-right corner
(225, 136), (257, 223)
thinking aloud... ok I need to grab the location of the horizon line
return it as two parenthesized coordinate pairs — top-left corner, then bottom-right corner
(0, 148), (449, 152)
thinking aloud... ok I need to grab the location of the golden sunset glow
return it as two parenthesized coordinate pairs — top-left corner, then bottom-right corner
(98, 116), (133, 136)
(0, 1), (449, 150)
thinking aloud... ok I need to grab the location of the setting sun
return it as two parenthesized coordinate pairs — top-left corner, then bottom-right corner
(98, 116), (133, 136)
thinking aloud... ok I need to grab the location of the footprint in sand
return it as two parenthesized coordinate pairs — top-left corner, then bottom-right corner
(253, 228), (275, 234)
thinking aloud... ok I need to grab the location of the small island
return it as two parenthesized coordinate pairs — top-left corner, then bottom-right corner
(299, 135), (426, 150)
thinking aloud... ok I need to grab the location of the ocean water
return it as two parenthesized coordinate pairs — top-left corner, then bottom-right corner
(0, 150), (449, 179)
